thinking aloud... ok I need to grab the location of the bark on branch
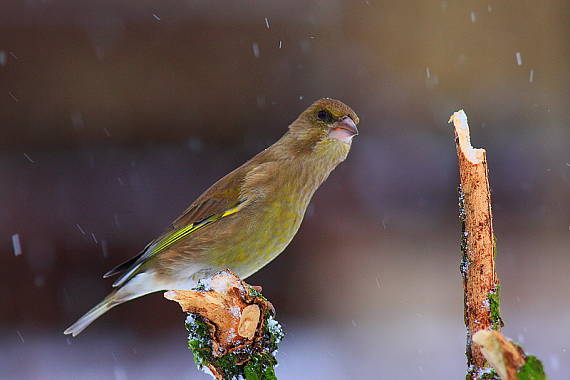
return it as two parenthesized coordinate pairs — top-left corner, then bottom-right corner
(450, 110), (502, 376)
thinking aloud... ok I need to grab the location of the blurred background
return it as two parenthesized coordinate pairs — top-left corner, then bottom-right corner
(1, 0), (569, 379)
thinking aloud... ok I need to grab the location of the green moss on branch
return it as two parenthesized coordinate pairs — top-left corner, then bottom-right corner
(517, 356), (547, 380)
(186, 312), (283, 380)
(487, 285), (503, 330)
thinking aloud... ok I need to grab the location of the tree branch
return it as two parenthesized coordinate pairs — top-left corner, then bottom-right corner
(450, 110), (547, 380)
(473, 330), (548, 380)
(450, 110), (502, 376)
(165, 269), (283, 380)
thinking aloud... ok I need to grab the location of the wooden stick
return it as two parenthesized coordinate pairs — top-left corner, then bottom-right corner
(450, 110), (502, 377)
(164, 269), (282, 380)
(473, 330), (525, 380)
(473, 330), (548, 380)
(164, 270), (266, 356)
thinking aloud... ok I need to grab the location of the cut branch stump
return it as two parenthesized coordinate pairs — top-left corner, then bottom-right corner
(165, 269), (283, 380)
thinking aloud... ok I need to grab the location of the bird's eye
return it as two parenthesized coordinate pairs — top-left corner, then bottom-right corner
(317, 110), (334, 123)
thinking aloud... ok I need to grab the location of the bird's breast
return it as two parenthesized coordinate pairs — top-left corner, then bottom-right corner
(207, 155), (343, 278)
(209, 179), (313, 278)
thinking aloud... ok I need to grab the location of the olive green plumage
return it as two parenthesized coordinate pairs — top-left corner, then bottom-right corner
(64, 98), (360, 336)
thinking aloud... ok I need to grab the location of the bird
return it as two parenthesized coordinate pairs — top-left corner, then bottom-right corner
(64, 98), (360, 336)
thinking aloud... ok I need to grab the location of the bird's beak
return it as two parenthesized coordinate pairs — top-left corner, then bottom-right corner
(328, 117), (359, 143)
(334, 117), (359, 137)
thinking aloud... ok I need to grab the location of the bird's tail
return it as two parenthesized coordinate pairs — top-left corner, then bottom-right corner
(64, 290), (121, 337)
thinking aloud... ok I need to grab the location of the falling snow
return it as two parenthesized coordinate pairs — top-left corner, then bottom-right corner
(113, 214), (121, 229)
(12, 234), (22, 256)
(515, 51), (523, 66)
(23, 153), (34, 163)
(76, 224), (86, 235)
(101, 239), (109, 257)
(252, 42), (260, 58)
(375, 275), (382, 288)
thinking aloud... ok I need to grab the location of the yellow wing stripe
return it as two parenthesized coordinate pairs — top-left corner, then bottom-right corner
(150, 201), (245, 255)
(221, 202), (245, 217)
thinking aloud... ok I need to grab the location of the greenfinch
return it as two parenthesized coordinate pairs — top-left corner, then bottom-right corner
(64, 98), (359, 336)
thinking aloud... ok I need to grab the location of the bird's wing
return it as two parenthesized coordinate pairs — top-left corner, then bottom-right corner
(105, 198), (246, 288)
(103, 150), (278, 288)
(103, 165), (251, 287)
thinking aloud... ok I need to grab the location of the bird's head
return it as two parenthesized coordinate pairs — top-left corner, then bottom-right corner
(288, 98), (360, 153)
